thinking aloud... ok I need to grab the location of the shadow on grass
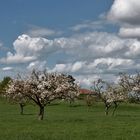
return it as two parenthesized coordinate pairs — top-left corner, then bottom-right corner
(51, 118), (85, 123)
(21, 113), (35, 116)
(48, 103), (60, 106)
(69, 104), (85, 107)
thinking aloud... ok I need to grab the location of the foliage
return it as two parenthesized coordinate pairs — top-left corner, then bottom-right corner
(0, 76), (11, 94)
(6, 70), (79, 120)
(91, 79), (128, 115)
(119, 72), (140, 102)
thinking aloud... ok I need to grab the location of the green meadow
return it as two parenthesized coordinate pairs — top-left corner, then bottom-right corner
(0, 99), (140, 140)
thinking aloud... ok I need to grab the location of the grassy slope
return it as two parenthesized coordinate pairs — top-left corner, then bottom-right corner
(0, 100), (140, 140)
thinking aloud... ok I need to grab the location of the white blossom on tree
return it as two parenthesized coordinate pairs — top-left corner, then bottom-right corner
(6, 70), (80, 120)
(92, 79), (128, 115)
(119, 72), (140, 102)
(6, 78), (28, 115)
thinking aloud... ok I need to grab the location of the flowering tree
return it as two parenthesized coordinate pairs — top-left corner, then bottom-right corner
(92, 79), (128, 115)
(119, 72), (140, 102)
(6, 70), (79, 120)
(6, 78), (28, 115)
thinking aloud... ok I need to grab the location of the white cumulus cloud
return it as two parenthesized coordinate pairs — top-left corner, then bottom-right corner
(26, 26), (62, 37)
(27, 60), (47, 71)
(2, 67), (13, 71)
(108, 0), (140, 25)
(1, 30), (140, 87)
(119, 27), (140, 39)
(108, 0), (140, 39)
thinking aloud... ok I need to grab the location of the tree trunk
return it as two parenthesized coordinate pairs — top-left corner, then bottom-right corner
(112, 102), (118, 116)
(105, 106), (109, 116)
(38, 106), (44, 120)
(19, 103), (24, 115)
(105, 103), (111, 116)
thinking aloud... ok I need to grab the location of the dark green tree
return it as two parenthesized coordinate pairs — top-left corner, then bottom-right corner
(0, 76), (11, 94)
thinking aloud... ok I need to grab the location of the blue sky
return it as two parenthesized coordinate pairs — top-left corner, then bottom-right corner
(0, 0), (113, 45)
(0, 0), (140, 87)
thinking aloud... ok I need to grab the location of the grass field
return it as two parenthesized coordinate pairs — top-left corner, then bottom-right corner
(0, 99), (140, 140)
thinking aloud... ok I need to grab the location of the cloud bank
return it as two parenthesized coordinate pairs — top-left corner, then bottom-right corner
(1, 30), (140, 87)
(1, 0), (140, 87)
(108, 0), (140, 39)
